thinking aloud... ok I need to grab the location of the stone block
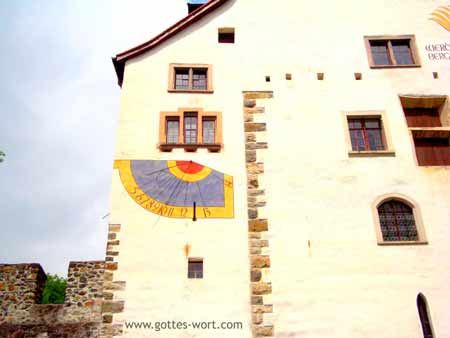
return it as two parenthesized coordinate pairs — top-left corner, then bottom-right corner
(252, 304), (273, 313)
(251, 256), (271, 268)
(246, 133), (256, 142)
(108, 224), (121, 232)
(102, 300), (125, 313)
(251, 295), (263, 305)
(244, 91), (273, 99)
(248, 208), (258, 219)
(252, 282), (272, 295)
(247, 175), (259, 189)
(248, 219), (268, 232)
(252, 313), (263, 324)
(244, 99), (256, 107)
(246, 150), (257, 163)
(105, 263), (118, 271)
(251, 269), (262, 282)
(245, 122), (266, 132)
(255, 325), (274, 336)
(247, 162), (264, 174)
(103, 314), (113, 323)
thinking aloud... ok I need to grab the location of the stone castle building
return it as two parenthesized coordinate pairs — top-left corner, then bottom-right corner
(1, 0), (450, 337)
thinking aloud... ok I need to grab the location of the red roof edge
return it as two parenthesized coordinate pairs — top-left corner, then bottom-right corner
(112, 0), (230, 87)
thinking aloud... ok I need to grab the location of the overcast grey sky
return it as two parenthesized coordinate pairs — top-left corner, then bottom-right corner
(0, 0), (187, 276)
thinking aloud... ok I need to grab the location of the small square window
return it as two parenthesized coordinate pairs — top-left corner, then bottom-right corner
(169, 64), (213, 92)
(188, 258), (203, 279)
(218, 28), (235, 43)
(365, 35), (420, 68)
(344, 112), (395, 157)
(348, 117), (384, 151)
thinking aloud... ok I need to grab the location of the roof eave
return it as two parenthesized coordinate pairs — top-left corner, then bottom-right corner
(112, 0), (229, 87)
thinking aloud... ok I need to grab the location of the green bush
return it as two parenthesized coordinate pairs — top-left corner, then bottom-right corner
(41, 274), (67, 304)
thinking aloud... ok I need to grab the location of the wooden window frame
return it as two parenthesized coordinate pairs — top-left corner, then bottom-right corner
(364, 35), (421, 69)
(342, 111), (395, 157)
(371, 194), (428, 246)
(159, 108), (222, 152)
(168, 64), (213, 93)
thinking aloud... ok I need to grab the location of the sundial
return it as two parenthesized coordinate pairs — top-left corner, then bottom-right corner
(114, 160), (234, 218)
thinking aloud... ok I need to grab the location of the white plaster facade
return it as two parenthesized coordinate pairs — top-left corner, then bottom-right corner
(109, 1), (450, 337)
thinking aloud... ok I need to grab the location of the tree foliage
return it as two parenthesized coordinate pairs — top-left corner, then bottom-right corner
(0, 150), (4, 163)
(41, 274), (67, 304)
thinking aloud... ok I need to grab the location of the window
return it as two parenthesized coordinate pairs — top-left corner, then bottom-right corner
(364, 35), (420, 68)
(168, 64), (213, 93)
(399, 95), (450, 166)
(159, 109), (222, 152)
(417, 294), (434, 338)
(348, 118), (384, 151)
(202, 117), (216, 144)
(166, 117), (180, 144)
(188, 258), (203, 279)
(184, 112), (198, 144)
(372, 194), (427, 245)
(343, 112), (395, 156)
(218, 27), (235, 43)
(378, 200), (418, 241)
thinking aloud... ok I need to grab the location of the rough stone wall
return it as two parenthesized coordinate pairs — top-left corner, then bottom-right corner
(0, 261), (105, 338)
(0, 264), (46, 318)
(66, 261), (105, 308)
(243, 91), (274, 338)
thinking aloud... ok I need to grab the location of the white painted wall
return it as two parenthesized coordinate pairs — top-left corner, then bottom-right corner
(110, 0), (450, 337)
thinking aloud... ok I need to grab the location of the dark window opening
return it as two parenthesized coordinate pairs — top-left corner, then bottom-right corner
(348, 117), (385, 151)
(378, 200), (418, 241)
(417, 294), (434, 338)
(188, 258), (203, 279)
(218, 31), (235, 43)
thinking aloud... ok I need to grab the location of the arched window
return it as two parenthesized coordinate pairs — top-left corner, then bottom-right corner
(417, 294), (434, 338)
(372, 194), (427, 245)
(378, 200), (418, 241)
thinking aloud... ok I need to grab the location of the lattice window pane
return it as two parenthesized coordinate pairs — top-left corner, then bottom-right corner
(175, 68), (189, 89)
(370, 41), (390, 65)
(392, 40), (414, 65)
(166, 119), (179, 144)
(350, 129), (366, 151)
(367, 129), (384, 150)
(184, 113), (198, 144)
(202, 119), (215, 144)
(378, 200), (418, 241)
(192, 69), (207, 90)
